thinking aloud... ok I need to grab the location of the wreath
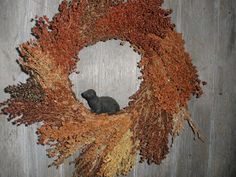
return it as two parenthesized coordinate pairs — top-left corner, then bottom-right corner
(0, 0), (204, 177)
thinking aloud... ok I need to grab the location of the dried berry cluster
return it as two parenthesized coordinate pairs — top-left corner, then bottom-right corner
(0, 0), (203, 177)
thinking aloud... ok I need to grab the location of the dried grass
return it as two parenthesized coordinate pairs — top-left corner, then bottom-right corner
(1, 0), (203, 176)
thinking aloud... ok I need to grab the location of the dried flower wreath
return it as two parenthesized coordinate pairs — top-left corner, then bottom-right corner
(0, 0), (204, 177)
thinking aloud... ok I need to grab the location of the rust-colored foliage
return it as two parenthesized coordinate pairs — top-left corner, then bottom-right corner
(0, 0), (203, 177)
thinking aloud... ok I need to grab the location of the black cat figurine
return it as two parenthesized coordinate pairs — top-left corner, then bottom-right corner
(81, 89), (120, 115)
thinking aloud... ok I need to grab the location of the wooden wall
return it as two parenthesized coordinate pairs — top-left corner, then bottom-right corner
(0, 0), (235, 177)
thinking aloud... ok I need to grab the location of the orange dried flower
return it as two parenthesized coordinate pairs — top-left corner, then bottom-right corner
(1, 1), (202, 177)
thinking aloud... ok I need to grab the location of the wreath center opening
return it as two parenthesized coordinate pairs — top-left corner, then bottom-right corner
(69, 39), (142, 110)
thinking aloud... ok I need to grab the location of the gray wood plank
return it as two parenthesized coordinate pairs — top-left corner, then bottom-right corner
(206, 0), (236, 176)
(172, 1), (216, 177)
(0, 0), (64, 177)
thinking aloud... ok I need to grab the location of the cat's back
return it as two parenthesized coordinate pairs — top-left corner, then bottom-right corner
(99, 96), (120, 111)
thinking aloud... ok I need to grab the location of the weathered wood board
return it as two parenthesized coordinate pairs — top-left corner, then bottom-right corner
(0, 0), (235, 177)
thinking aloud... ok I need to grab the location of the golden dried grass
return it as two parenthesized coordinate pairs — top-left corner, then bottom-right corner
(1, 0), (203, 176)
